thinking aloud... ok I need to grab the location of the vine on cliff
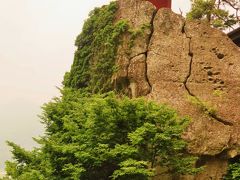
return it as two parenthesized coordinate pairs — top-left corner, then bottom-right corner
(63, 2), (128, 93)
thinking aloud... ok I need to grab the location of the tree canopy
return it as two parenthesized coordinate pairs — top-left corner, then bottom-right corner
(187, 0), (240, 30)
(3, 90), (199, 179)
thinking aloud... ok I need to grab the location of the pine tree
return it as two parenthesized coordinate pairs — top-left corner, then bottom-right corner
(187, 0), (240, 30)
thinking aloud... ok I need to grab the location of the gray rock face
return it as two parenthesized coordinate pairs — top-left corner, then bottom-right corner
(113, 0), (155, 97)
(147, 9), (239, 156)
(114, 1), (240, 179)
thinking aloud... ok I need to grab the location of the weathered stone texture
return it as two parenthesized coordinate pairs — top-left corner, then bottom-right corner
(128, 54), (151, 97)
(146, 9), (240, 179)
(114, 1), (240, 179)
(113, 0), (154, 97)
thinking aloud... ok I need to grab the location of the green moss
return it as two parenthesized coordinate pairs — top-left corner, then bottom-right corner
(225, 159), (240, 179)
(213, 89), (224, 97)
(187, 95), (217, 116)
(128, 23), (151, 51)
(63, 2), (129, 93)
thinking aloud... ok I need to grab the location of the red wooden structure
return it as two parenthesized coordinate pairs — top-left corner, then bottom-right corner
(146, 0), (172, 9)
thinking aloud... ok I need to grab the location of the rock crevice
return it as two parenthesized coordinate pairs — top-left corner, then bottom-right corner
(114, 2), (240, 179)
(144, 9), (158, 93)
(182, 22), (233, 127)
(114, 0), (156, 97)
(183, 30), (194, 96)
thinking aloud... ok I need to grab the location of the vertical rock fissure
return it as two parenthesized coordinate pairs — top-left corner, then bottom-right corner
(182, 22), (233, 126)
(182, 21), (195, 97)
(124, 9), (157, 97)
(184, 36), (195, 97)
(126, 9), (157, 97)
(144, 9), (158, 92)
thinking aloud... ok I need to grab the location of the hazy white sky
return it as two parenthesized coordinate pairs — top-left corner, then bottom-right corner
(0, 0), (190, 172)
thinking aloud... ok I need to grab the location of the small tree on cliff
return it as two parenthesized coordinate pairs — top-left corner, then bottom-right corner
(187, 0), (240, 30)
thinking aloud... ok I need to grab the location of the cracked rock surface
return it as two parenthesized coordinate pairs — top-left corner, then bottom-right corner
(113, 0), (154, 97)
(147, 9), (240, 179)
(114, 1), (240, 179)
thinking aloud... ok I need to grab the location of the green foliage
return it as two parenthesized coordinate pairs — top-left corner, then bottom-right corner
(0, 176), (11, 180)
(225, 159), (240, 179)
(63, 2), (129, 93)
(187, 0), (240, 30)
(5, 142), (53, 180)
(111, 159), (154, 180)
(128, 23), (151, 50)
(187, 0), (215, 21)
(5, 90), (200, 179)
(4, 2), (205, 179)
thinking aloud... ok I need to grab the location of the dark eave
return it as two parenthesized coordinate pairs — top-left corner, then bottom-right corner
(228, 27), (240, 47)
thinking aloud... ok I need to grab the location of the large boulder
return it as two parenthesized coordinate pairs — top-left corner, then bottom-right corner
(114, 0), (240, 179)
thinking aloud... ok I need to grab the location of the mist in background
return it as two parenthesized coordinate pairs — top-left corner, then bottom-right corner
(0, 0), (190, 173)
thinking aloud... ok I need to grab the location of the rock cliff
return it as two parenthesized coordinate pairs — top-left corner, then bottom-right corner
(114, 0), (240, 179)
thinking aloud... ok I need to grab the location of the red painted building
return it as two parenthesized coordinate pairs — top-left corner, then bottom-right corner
(147, 0), (172, 9)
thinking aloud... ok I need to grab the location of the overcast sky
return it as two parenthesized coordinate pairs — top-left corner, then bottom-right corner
(0, 0), (191, 173)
